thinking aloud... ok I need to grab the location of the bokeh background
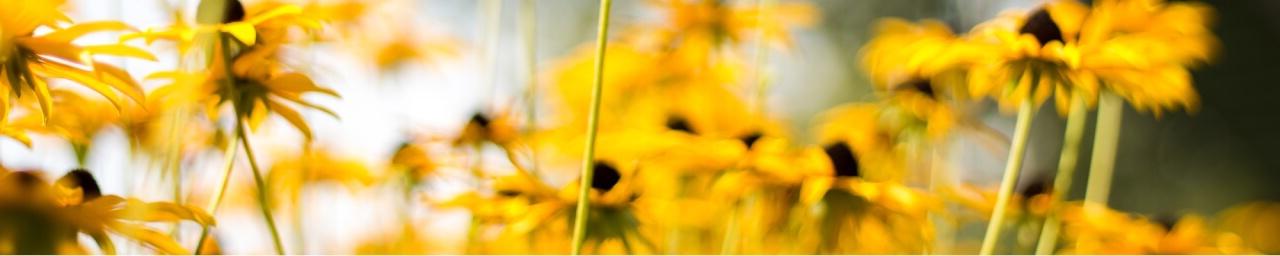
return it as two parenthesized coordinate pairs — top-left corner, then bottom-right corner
(3, 0), (1277, 253)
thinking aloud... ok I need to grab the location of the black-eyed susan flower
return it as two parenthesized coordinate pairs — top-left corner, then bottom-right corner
(963, 0), (1097, 113)
(0, 0), (152, 123)
(266, 148), (375, 209)
(860, 18), (982, 140)
(127, 0), (319, 52)
(652, 0), (817, 51)
(963, 0), (1217, 116)
(146, 39), (338, 139)
(792, 103), (937, 253)
(1056, 202), (1251, 254)
(15, 90), (120, 164)
(0, 170), (214, 254)
(1076, 0), (1217, 115)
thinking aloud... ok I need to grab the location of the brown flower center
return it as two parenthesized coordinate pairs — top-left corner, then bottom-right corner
(823, 142), (861, 178)
(590, 161), (622, 191)
(1019, 8), (1064, 45)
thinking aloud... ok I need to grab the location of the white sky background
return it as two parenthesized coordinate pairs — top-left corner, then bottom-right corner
(1, 0), (1037, 253)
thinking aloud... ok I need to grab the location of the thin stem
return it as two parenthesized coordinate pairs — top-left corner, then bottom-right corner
(481, 0), (503, 108)
(1085, 91), (1123, 207)
(194, 128), (241, 254)
(570, 0), (614, 254)
(979, 99), (1036, 255)
(520, 0), (540, 177)
(238, 120), (287, 254)
(751, 0), (773, 117)
(1034, 92), (1089, 254)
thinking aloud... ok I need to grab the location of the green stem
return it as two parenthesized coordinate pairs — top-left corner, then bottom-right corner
(194, 128), (240, 255)
(1084, 91), (1123, 207)
(751, 0), (773, 117)
(520, 0), (540, 178)
(481, 0), (503, 107)
(570, 0), (614, 254)
(979, 99), (1036, 255)
(1033, 92), (1088, 254)
(238, 120), (287, 254)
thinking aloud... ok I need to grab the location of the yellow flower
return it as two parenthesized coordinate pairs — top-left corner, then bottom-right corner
(963, 0), (1216, 115)
(1078, 0), (1217, 115)
(456, 111), (521, 147)
(1058, 202), (1250, 254)
(125, 0), (319, 53)
(367, 34), (459, 72)
(14, 90), (120, 163)
(0, 170), (214, 254)
(860, 19), (978, 140)
(791, 103), (935, 253)
(653, 0), (818, 50)
(964, 0), (1097, 113)
(0, 0), (152, 123)
(147, 39), (338, 139)
(1214, 202), (1280, 254)
(390, 140), (438, 184)
(267, 148), (376, 208)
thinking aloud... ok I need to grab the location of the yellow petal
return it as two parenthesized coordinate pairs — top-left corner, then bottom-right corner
(220, 23), (258, 45)
(107, 222), (191, 254)
(15, 37), (88, 66)
(31, 76), (53, 125)
(82, 44), (158, 61)
(91, 62), (147, 104)
(115, 198), (218, 227)
(801, 176), (835, 205)
(246, 5), (304, 25)
(29, 62), (125, 111)
(39, 21), (135, 43)
(266, 100), (313, 140)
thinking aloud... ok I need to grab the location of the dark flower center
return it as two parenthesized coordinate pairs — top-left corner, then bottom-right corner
(2, 171), (46, 192)
(497, 189), (522, 197)
(823, 142), (861, 178)
(904, 80), (937, 99)
(197, 0), (246, 24)
(1019, 8), (1064, 45)
(1018, 177), (1050, 198)
(590, 161), (622, 191)
(738, 131), (765, 149)
(469, 113), (492, 129)
(1154, 214), (1178, 230)
(666, 116), (696, 134)
(56, 169), (102, 200)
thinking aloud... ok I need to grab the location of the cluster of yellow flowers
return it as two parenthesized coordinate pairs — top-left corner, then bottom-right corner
(0, 0), (1277, 255)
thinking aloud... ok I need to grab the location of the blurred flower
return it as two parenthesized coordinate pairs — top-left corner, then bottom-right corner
(15, 90), (120, 163)
(792, 103), (935, 253)
(126, 0), (319, 51)
(1058, 203), (1251, 254)
(963, 0), (1096, 113)
(963, 0), (1216, 115)
(146, 36), (338, 139)
(0, 0), (151, 123)
(0, 170), (214, 254)
(652, 0), (818, 51)
(1079, 0), (1217, 115)
(267, 148), (376, 208)
(1215, 202), (1280, 254)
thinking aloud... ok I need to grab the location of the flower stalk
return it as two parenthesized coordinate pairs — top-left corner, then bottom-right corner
(570, 0), (614, 254)
(1034, 91), (1089, 254)
(979, 95), (1037, 255)
(1085, 91), (1124, 207)
(194, 127), (241, 254)
(238, 119), (287, 254)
